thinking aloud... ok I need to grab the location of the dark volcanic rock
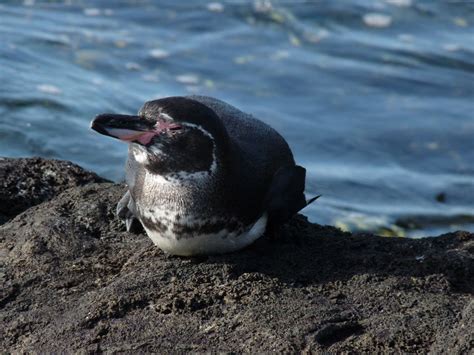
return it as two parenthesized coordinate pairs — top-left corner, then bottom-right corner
(0, 159), (473, 353)
(0, 157), (107, 223)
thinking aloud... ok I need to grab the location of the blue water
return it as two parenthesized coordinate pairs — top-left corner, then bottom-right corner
(1, 0), (474, 237)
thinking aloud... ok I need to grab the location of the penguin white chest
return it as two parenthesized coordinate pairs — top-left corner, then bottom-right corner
(139, 208), (268, 256)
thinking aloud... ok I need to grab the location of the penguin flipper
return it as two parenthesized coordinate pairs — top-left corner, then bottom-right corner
(264, 165), (315, 226)
(117, 191), (143, 234)
(117, 191), (131, 219)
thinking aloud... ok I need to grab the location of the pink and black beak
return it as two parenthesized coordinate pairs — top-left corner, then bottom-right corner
(91, 113), (181, 146)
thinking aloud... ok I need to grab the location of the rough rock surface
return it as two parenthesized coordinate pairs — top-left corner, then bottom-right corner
(0, 158), (473, 353)
(0, 157), (107, 224)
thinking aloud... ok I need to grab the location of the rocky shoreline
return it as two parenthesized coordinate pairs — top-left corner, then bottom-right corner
(1, 157), (473, 353)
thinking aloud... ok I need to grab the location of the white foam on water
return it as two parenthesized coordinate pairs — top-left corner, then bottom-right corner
(363, 13), (392, 28)
(37, 84), (62, 95)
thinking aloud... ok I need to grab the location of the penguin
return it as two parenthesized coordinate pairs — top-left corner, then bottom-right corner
(91, 96), (318, 256)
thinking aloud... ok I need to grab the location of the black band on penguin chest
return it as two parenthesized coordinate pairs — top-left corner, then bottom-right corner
(140, 214), (245, 240)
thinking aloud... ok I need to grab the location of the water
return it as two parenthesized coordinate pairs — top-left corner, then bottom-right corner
(1, 0), (474, 237)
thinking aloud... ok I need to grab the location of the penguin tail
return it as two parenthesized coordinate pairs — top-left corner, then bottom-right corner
(305, 194), (321, 207)
(292, 194), (320, 215)
(264, 165), (321, 225)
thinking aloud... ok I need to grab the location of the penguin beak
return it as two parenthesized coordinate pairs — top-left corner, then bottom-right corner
(91, 113), (159, 145)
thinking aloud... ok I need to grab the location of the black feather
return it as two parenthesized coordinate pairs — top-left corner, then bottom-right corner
(264, 165), (312, 225)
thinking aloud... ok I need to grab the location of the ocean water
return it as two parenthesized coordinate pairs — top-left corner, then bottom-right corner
(1, 0), (473, 237)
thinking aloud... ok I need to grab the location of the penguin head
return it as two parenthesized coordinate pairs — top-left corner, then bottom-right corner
(91, 96), (229, 176)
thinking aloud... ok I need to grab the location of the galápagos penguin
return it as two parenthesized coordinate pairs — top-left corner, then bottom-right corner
(91, 96), (318, 256)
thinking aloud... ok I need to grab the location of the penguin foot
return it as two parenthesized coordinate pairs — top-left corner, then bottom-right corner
(117, 191), (131, 219)
(125, 215), (144, 234)
(117, 191), (144, 234)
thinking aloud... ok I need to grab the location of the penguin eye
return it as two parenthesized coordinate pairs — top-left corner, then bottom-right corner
(167, 124), (183, 137)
